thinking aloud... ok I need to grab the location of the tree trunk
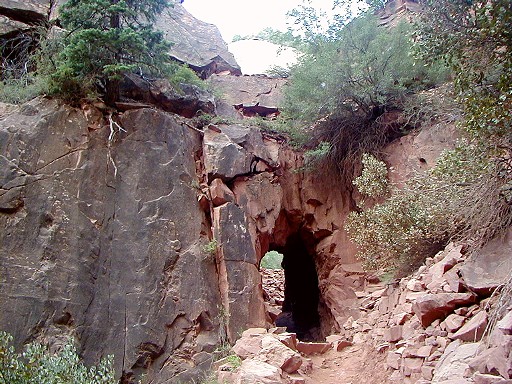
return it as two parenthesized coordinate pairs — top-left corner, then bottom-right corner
(105, 0), (121, 105)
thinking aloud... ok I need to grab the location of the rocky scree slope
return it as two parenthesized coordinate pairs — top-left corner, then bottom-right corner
(214, 240), (512, 384)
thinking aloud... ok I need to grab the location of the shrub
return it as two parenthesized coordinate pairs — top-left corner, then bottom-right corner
(282, 13), (449, 180)
(0, 331), (115, 384)
(352, 153), (389, 203)
(347, 141), (512, 276)
(260, 251), (284, 269)
(417, 0), (512, 143)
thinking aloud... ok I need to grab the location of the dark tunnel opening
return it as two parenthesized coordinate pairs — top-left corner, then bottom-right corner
(273, 232), (322, 341)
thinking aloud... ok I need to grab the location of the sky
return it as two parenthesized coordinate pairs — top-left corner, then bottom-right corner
(182, 0), (337, 43)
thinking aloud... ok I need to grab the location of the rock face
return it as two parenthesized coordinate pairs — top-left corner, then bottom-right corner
(156, 2), (241, 77)
(0, 99), (225, 382)
(208, 74), (286, 118)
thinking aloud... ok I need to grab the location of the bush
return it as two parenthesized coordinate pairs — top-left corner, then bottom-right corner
(52, 0), (172, 103)
(260, 251), (284, 269)
(347, 141), (512, 275)
(0, 331), (115, 384)
(417, 0), (512, 143)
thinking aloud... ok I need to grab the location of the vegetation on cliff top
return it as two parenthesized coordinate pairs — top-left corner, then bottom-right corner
(0, 0), (204, 105)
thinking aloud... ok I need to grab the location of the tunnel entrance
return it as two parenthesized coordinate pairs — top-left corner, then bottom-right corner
(261, 231), (322, 341)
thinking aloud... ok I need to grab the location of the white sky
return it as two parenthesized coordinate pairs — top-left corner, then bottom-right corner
(182, 0), (337, 42)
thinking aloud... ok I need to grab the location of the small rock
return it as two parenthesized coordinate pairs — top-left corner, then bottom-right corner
(237, 359), (284, 384)
(403, 357), (423, 375)
(445, 314), (466, 333)
(497, 310), (512, 336)
(473, 372), (512, 384)
(296, 341), (331, 356)
(384, 325), (403, 343)
(416, 345), (434, 358)
(407, 279), (426, 292)
(386, 351), (401, 370)
(412, 293), (477, 327)
(451, 311), (488, 342)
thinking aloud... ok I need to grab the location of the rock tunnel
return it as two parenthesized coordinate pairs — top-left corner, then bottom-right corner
(259, 212), (330, 341)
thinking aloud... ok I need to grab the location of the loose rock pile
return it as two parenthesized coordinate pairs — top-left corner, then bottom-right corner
(261, 268), (285, 322)
(216, 327), (339, 384)
(219, 243), (512, 383)
(338, 244), (512, 383)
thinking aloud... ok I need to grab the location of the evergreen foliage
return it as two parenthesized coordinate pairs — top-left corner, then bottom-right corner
(0, 331), (115, 384)
(52, 0), (173, 102)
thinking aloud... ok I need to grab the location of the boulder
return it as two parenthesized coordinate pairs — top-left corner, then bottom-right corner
(473, 373), (512, 384)
(460, 227), (512, 296)
(209, 178), (235, 206)
(296, 341), (331, 355)
(233, 331), (265, 359)
(412, 293), (477, 327)
(497, 310), (512, 336)
(432, 340), (480, 383)
(384, 325), (403, 343)
(155, 3), (241, 78)
(257, 335), (302, 374)
(445, 314), (466, 333)
(119, 74), (215, 118)
(237, 359), (285, 384)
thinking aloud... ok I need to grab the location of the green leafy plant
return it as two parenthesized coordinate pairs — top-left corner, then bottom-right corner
(260, 251), (284, 269)
(417, 0), (512, 142)
(202, 239), (218, 256)
(352, 153), (389, 203)
(347, 141), (512, 276)
(282, 12), (449, 180)
(52, 0), (172, 103)
(0, 331), (115, 384)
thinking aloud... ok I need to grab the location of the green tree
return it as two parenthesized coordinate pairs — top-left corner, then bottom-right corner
(53, 0), (172, 103)
(282, 12), (448, 179)
(417, 0), (512, 141)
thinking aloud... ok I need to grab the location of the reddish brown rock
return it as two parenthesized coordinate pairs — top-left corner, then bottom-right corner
(460, 228), (512, 296)
(277, 332), (298, 351)
(296, 341), (331, 355)
(412, 293), (477, 327)
(210, 178), (235, 206)
(445, 314), (466, 333)
(407, 279), (426, 292)
(403, 357), (423, 375)
(233, 331), (265, 359)
(384, 325), (403, 343)
(451, 311), (488, 342)
(498, 310), (512, 336)
(416, 345), (434, 358)
(258, 335), (303, 374)
(421, 365), (435, 380)
(387, 351), (402, 370)
(432, 340), (480, 383)
(473, 373), (512, 384)
(238, 359), (284, 384)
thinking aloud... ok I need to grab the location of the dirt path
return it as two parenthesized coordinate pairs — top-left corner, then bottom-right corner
(305, 344), (391, 384)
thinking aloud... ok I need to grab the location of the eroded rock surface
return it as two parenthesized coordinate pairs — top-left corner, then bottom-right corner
(0, 99), (224, 383)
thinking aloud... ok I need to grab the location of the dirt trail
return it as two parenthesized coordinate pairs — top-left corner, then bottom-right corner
(305, 344), (391, 384)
